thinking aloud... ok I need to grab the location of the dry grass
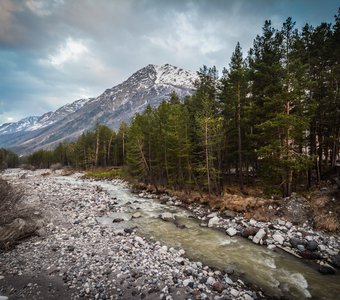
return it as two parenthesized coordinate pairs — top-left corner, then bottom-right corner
(314, 214), (340, 232)
(309, 191), (340, 232)
(0, 178), (23, 226)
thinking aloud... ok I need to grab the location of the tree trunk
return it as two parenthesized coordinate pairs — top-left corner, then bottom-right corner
(107, 133), (114, 166)
(205, 120), (211, 196)
(95, 129), (99, 167)
(237, 82), (243, 190)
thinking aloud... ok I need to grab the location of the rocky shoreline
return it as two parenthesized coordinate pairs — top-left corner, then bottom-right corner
(136, 189), (340, 276)
(0, 169), (266, 300)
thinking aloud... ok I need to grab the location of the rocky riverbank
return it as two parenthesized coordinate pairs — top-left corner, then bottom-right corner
(0, 169), (265, 300)
(135, 188), (340, 275)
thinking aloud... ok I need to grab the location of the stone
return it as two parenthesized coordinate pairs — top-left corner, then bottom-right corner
(223, 275), (233, 285)
(306, 240), (318, 251)
(67, 245), (75, 252)
(112, 218), (124, 223)
(252, 228), (266, 244)
(285, 221), (293, 228)
(207, 212), (217, 218)
(206, 276), (216, 285)
(273, 234), (284, 245)
(175, 257), (185, 265)
(132, 212), (141, 218)
(178, 249), (185, 256)
(290, 237), (305, 249)
(124, 228), (134, 234)
(159, 213), (175, 221)
(243, 294), (253, 300)
(222, 210), (236, 218)
(297, 245), (305, 252)
(318, 244), (326, 252)
(332, 254), (340, 268)
(212, 281), (224, 293)
(183, 279), (193, 287)
(277, 219), (286, 226)
(267, 245), (276, 250)
(226, 228), (237, 237)
(224, 266), (234, 275)
(242, 227), (259, 238)
(319, 263), (336, 275)
(134, 236), (145, 245)
(208, 216), (220, 228)
(230, 288), (239, 297)
(0, 296), (9, 300)
(299, 250), (321, 260)
(249, 219), (257, 226)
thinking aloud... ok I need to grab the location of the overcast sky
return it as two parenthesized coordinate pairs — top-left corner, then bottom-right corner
(0, 0), (338, 124)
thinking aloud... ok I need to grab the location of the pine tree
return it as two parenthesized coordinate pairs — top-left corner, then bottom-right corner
(221, 42), (248, 189)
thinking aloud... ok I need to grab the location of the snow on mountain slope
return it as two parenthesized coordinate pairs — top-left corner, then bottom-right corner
(0, 98), (90, 134)
(0, 64), (197, 154)
(0, 116), (40, 135)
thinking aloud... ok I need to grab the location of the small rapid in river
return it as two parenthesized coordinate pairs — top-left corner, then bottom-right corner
(55, 175), (340, 300)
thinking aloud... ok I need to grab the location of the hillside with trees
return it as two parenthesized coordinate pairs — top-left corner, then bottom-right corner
(25, 11), (339, 198)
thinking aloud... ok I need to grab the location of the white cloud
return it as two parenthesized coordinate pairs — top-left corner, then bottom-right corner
(48, 37), (88, 67)
(144, 12), (225, 56)
(25, 0), (64, 17)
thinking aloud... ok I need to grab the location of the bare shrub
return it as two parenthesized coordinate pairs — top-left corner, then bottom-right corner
(50, 163), (63, 171)
(20, 164), (36, 171)
(314, 214), (340, 232)
(0, 178), (23, 226)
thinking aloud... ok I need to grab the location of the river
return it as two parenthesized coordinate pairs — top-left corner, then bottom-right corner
(55, 175), (340, 300)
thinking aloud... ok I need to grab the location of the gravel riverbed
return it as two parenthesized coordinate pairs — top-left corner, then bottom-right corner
(0, 169), (264, 300)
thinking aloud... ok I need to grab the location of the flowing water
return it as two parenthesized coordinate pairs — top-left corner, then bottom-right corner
(56, 176), (340, 300)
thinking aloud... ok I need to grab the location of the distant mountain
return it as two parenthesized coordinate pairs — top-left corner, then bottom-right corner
(0, 64), (197, 154)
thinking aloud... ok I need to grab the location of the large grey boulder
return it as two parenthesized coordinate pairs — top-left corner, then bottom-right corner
(252, 228), (266, 244)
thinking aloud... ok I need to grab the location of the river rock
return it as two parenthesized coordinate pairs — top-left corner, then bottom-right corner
(252, 228), (266, 244)
(212, 281), (224, 293)
(132, 212), (142, 218)
(159, 212), (175, 221)
(112, 218), (124, 223)
(208, 216), (220, 228)
(332, 254), (340, 268)
(242, 227), (258, 238)
(224, 275), (233, 285)
(222, 210), (236, 218)
(299, 250), (321, 260)
(0, 296), (9, 300)
(230, 288), (239, 297)
(306, 240), (318, 251)
(249, 219), (257, 226)
(134, 236), (145, 245)
(183, 278), (193, 287)
(226, 228), (237, 237)
(319, 263), (336, 275)
(224, 266), (234, 275)
(207, 212), (217, 218)
(206, 276), (216, 285)
(290, 237), (305, 249)
(273, 234), (284, 245)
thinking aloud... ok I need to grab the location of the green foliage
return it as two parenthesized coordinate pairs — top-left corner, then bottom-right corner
(84, 168), (128, 180)
(22, 7), (339, 197)
(0, 148), (19, 169)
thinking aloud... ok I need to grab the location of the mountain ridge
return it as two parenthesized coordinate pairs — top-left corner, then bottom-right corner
(0, 64), (197, 154)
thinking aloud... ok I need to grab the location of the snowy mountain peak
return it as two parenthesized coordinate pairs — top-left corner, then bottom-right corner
(0, 64), (197, 154)
(154, 64), (197, 88)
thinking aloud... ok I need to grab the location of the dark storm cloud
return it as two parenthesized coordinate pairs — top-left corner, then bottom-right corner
(0, 0), (338, 124)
